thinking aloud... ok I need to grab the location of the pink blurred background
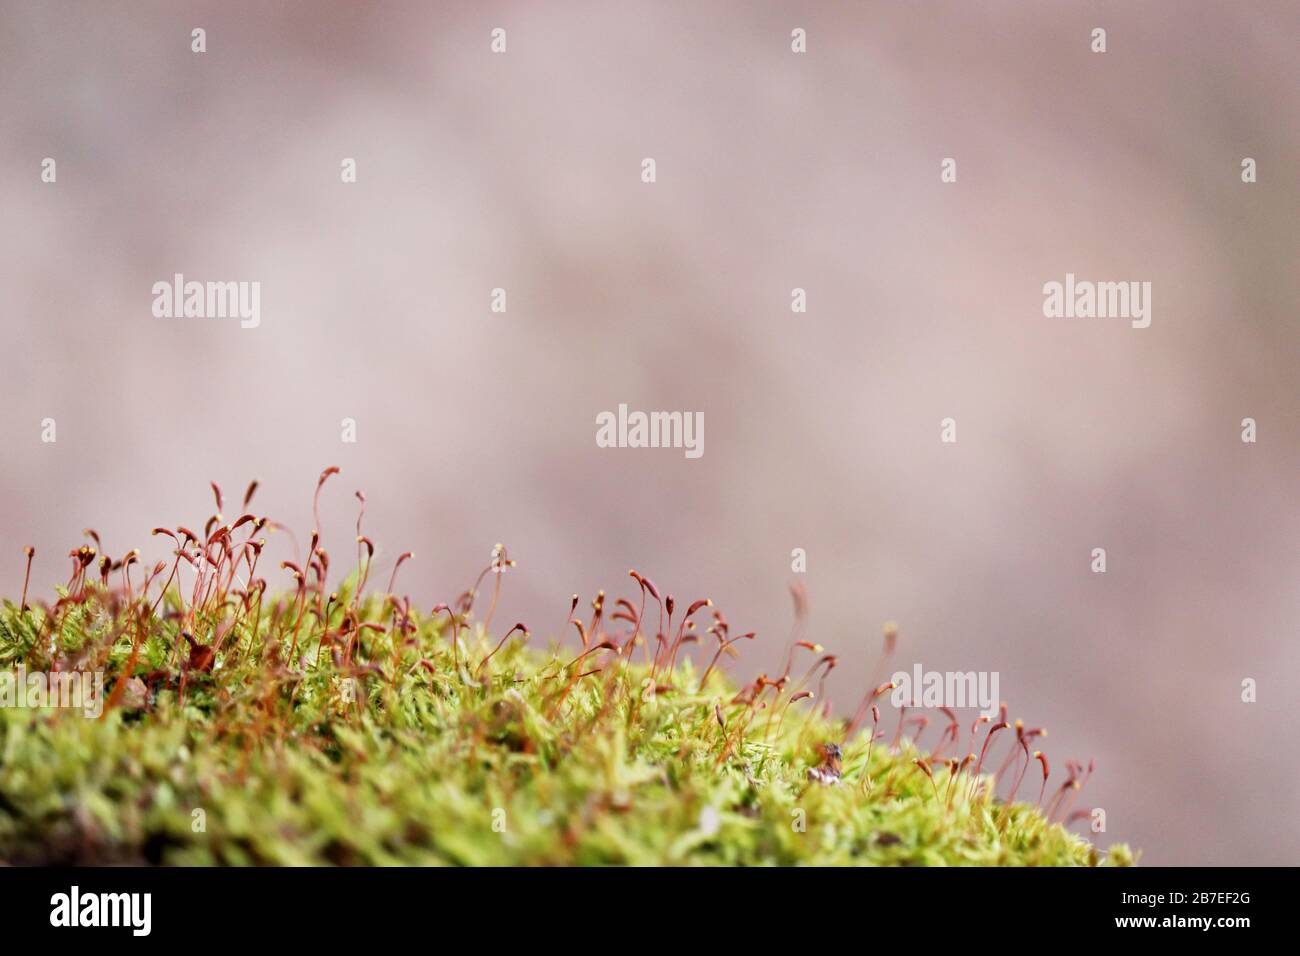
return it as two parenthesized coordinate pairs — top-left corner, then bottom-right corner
(1, 2), (1297, 864)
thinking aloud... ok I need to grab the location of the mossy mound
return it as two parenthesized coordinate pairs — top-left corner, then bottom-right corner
(0, 600), (1132, 866)
(0, 477), (1133, 865)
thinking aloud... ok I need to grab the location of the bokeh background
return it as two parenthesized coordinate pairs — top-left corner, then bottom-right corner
(1, 1), (1296, 865)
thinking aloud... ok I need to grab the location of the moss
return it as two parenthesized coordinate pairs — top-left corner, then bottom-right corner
(0, 480), (1134, 866)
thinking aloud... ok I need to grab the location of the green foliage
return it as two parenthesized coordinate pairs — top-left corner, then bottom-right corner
(0, 588), (1131, 866)
(0, 476), (1133, 865)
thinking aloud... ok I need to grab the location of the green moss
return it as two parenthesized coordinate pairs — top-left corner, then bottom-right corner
(0, 581), (1132, 866)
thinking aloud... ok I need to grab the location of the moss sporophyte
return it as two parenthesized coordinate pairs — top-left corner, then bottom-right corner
(0, 470), (1135, 866)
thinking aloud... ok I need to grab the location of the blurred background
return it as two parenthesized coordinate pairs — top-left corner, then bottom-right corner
(1, 1), (1296, 864)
